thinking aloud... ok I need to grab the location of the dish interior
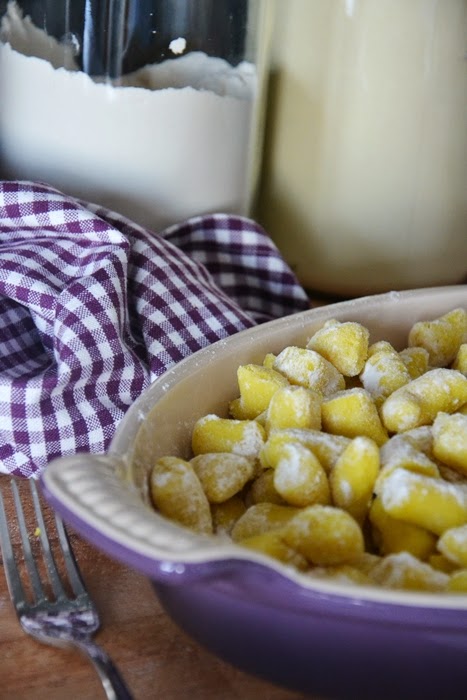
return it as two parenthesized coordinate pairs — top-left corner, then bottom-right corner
(102, 286), (467, 608)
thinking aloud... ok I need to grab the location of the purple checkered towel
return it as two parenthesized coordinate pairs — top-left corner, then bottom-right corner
(0, 181), (309, 478)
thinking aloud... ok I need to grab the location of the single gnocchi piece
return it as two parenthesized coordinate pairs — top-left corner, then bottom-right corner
(321, 388), (388, 446)
(368, 552), (449, 592)
(231, 363), (289, 419)
(381, 369), (467, 433)
(265, 385), (322, 432)
(437, 524), (467, 568)
(399, 346), (430, 379)
(150, 457), (212, 534)
(379, 468), (467, 536)
(306, 319), (369, 377)
(408, 308), (467, 367)
(272, 442), (331, 508)
(360, 347), (411, 406)
(281, 505), (364, 565)
(329, 436), (380, 523)
(191, 453), (255, 503)
(192, 414), (266, 458)
(369, 496), (437, 560)
(263, 353), (277, 369)
(432, 412), (467, 475)
(368, 340), (397, 357)
(240, 530), (309, 570)
(230, 502), (300, 542)
(273, 346), (345, 396)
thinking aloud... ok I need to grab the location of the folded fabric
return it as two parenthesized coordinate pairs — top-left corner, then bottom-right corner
(0, 181), (309, 478)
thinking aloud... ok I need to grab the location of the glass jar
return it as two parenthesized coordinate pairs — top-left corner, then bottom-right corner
(257, 0), (467, 296)
(0, 0), (272, 231)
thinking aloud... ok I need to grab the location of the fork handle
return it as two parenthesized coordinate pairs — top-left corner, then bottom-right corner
(73, 638), (134, 700)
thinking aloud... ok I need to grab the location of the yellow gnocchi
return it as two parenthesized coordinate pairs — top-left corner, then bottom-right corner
(379, 468), (467, 536)
(273, 346), (345, 396)
(321, 388), (388, 446)
(191, 453), (255, 503)
(369, 496), (437, 560)
(150, 457), (212, 534)
(192, 415), (266, 457)
(408, 308), (467, 367)
(330, 436), (379, 523)
(437, 525), (467, 568)
(399, 346), (430, 379)
(432, 412), (467, 475)
(271, 442), (330, 507)
(452, 344), (467, 376)
(281, 505), (365, 566)
(360, 347), (411, 406)
(306, 319), (369, 377)
(368, 552), (449, 592)
(240, 530), (309, 570)
(230, 502), (299, 542)
(381, 369), (467, 433)
(231, 364), (289, 419)
(265, 385), (322, 432)
(148, 306), (467, 594)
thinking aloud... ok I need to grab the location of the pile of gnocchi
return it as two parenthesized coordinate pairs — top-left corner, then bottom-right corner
(149, 308), (467, 593)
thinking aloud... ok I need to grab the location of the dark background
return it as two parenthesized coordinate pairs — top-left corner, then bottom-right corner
(0, 0), (249, 76)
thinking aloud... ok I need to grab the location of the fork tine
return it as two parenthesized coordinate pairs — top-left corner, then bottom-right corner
(30, 480), (67, 601)
(53, 510), (88, 599)
(10, 480), (48, 605)
(0, 485), (28, 611)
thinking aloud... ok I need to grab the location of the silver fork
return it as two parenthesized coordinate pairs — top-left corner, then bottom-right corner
(0, 478), (133, 700)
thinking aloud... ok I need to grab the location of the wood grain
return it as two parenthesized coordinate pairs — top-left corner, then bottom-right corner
(0, 475), (312, 700)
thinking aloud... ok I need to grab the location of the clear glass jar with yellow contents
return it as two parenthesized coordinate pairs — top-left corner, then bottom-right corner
(257, 0), (467, 296)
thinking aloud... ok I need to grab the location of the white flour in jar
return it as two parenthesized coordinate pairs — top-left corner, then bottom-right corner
(0, 2), (257, 231)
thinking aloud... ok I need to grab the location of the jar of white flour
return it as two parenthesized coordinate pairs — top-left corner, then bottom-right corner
(0, 1), (272, 231)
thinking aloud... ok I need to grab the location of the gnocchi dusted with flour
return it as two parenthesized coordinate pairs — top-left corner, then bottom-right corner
(148, 308), (467, 593)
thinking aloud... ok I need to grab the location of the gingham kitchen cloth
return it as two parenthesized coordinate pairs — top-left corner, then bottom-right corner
(0, 181), (309, 478)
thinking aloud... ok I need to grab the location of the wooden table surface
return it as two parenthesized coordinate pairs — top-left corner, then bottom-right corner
(0, 475), (312, 700)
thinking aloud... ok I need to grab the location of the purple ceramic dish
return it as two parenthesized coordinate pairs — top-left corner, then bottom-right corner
(42, 286), (467, 700)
